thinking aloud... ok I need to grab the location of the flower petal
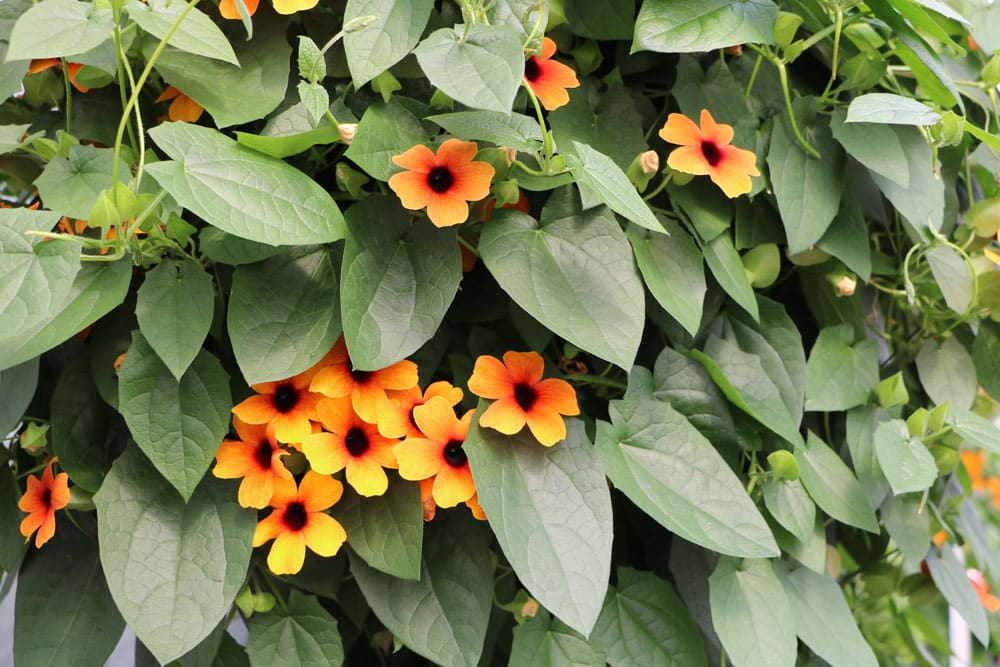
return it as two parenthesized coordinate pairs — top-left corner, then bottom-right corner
(219, 0), (259, 19)
(253, 512), (283, 546)
(271, 413), (314, 445)
(213, 439), (256, 479)
(666, 145), (712, 176)
(302, 432), (350, 475)
(699, 109), (734, 146)
(412, 397), (459, 443)
(389, 170), (434, 211)
(267, 531), (307, 574)
(534, 378), (580, 416)
(299, 470), (344, 512)
(658, 113), (703, 147)
(396, 438), (443, 481)
(433, 465), (475, 507)
(540, 36), (557, 60)
(426, 193), (472, 227)
(377, 360), (420, 390)
(525, 408), (568, 447)
(709, 162), (755, 199)
(478, 397), (527, 435)
(502, 350), (545, 385)
(238, 471), (274, 509)
(436, 138), (479, 165)
(393, 144), (437, 172)
(232, 394), (277, 425)
(34, 512), (57, 548)
(316, 396), (355, 433)
(309, 364), (354, 398)
(302, 512), (347, 557)
(449, 160), (496, 202)
(272, 0), (318, 14)
(345, 457), (389, 497)
(424, 381), (463, 406)
(468, 354), (515, 399)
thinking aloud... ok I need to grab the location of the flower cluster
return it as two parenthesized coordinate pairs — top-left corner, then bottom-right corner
(216, 338), (578, 574)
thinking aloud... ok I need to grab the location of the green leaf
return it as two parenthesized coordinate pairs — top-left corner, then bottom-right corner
(924, 548), (989, 645)
(479, 206), (644, 369)
(0, 357), (37, 438)
(767, 114), (845, 253)
(873, 420), (937, 496)
(228, 245), (342, 385)
(776, 564), (879, 667)
(146, 122), (344, 246)
(297, 36), (325, 82)
(297, 81), (329, 127)
(915, 336), (976, 409)
(246, 590), (344, 667)
(117, 332), (232, 501)
(762, 479), (815, 543)
(344, 0), (434, 88)
(591, 567), (706, 667)
(845, 93), (941, 126)
(948, 407), (1000, 456)
(709, 558), (796, 667)
(667, 179), (734, 242)
(94, 445), (255, 665)
(816, 184), (872, 281)
(0, 123), (32, 154)
(198, 228), (285, 266)
(466, 416), (612, 635)
(0, 464), (26, 572)
(50, 356), (112, 493)
(427, 110), (542, 152)
(34, 144), (129, 220)
(236, 125), (340, 160)
(845, 406), (892, 508)
(332, 473), (423, 580)
(701, 232), (759, 321)
(973, 320), (1000, 402)
(341, 197), (461, 371)
(926, 245), (973, 314)
(488, 0), (547, 48)
(414, 24), (524, 114)
(880, 493), (931, 566)
(548, 82), (648, 171)
(626, 220), (705, 337)
(509, 613), (606, 667)
(136, 259), (214, 381)
(344, 102), (428, 182)
(14, 521), (125, 667)
(564, 0), (635, 40)
(651, 347), (739, 450)
(805, 324), (879, 411)
(633, 0), (777, 53)
(567, 141), (662, 233)
(350, 512), (493, 667)
(125, 0), (238, 65)
(795, 432), (879, 533)
(596, 393), (778, 558)
(7, 0), (113, 59)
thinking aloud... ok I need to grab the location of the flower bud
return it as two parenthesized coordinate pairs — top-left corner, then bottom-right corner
(500, 146), (517, 167)
(337, 123), (357, 145)
(626, 151), (659, 191)
(640, 150), (659, 175)
(521, 598), (539, 619)
(835, 274), (857, 296)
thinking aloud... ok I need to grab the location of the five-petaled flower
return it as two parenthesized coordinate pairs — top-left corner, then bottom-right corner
(388, 139), (495, 227)
(396, 397), (476, 509)
(522, 37), (580, 111)
(212, 417), (293, 509)
(28, 58), (89, 93)
(375, 380), (464, 440)
(231, 368), (324, 445)
(253, 471), (347, 575)
(659, 109), (760, 198)
(18, 458), (70, 548)
(155, 86), (204, 123)
(468, 351), (579, 447)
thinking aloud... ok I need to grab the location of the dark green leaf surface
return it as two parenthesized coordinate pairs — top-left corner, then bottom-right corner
(0, 464), (27, 573)
(915, 336), (976, 409)
(651, 347), (739, 450)
(428, 111), (543, 152)
(50, 356), (110, 493)
(344, 102), (427, 182)
(805, 324), (879, 411)
(0, 357), (37, 438)
(509, 613), (606, 667)
(568, 141), (662, 233)
(795, 432), (879, 533)
(845, 93), (940, 125)
(246, 590), (344, 667)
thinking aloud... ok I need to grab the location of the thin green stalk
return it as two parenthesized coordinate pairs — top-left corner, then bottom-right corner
(744, 54), (763, 99)
(642, 173), (672, 201)
(820, 6), (843, 99)
(60, 58), (72, 135)
(775, 60), (821, 158)
(523, 83), (553, 170)
(113, 27), (137, 153)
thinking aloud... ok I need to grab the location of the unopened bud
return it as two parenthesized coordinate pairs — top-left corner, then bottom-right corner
(835, 275), (857, 296)
(337, 123), (357, 145)
(521, 598), (539, 619)
(725, 44), (743, 56)
(640, 150), (659, 175)
(501, 146), (517, 167)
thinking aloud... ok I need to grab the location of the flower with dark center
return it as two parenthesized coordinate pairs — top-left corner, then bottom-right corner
(521, 37), (580, 111)
(213, 418), (292, 509)
(18, 458), (70, 548)
(232, 368), (324, 445)
(395, 397), (477, 509)
(658, 108), (760, 198)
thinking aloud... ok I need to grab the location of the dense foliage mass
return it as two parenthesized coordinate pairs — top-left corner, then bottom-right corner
(2, 0), (1000, 664)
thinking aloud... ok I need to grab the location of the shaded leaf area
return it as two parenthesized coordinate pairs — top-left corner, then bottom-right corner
(246, 590), (344, 667)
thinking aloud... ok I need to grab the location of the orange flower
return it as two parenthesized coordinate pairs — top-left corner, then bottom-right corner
(388, 139), (495, 227)
(219, 0), (259, 19)
(968, 569), (1000, 613)
(56, 217), (88, 235)
(155, 86), (204, 123)
(309, 337), (419, 423)
(659, 109), (760, 198)
(212, 417), (292, 509)
(396, 397), (476, 508)
(272, 0), (318, 14)
(18, 458), (70, 548)
(466, 493), (486, 520)
(375, 380), (464, 440)
(231, 368), (324, 445)
(961, 450), (986, 491)
(301, 397), (399, 497)
(522, 37), (579, 111)
(419, 478), (437, 521)
(253, 471), (347, 575)
(467, 351), (579, 447)
(28, 58), (89, 93)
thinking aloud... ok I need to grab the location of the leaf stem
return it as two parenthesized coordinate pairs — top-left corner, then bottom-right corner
(775, 59), (821, 158)
(60, 57), (72, 135)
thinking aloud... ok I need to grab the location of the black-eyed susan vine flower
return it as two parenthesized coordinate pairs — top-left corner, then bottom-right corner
(395, 397), (476, 509)
(253, 471), (347, 575)
(212, 417), (292, 509)
(28, 58), (89, 93)
(18, 458), (70, 548)
(231, 368), (324, 445)
(387, 139), (495, 227)
(219, 0), (316, 18)
(658, 109), (760, 198)
(375, 380), (464, 440)
(155, 86), (204, 123)
(522, 37), (580, 111)
(467, 351), (580, 447)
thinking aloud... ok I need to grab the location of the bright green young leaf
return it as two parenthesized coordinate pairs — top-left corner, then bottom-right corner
(874, 420), (937, 495)
(626, 220), (705, 337)
(776, 564), (879, 667)
(479, 206), (644, 369)
(633, 0), (777, 53)
(427, 110), (543, 152)
(795, 432), (879, 533)
(709, 558), (796, 667)
(297, 81), (329, 127)
(564, 0), (635, 40)
(591, 567), (706, 667)
(466, 416), (613, 635)
(845, 93), (941, 126)
(341, 197), (461, 371)
(50, 356), (112, 493)
(924, 548), (989, 645)
(701, 232), (759, 321)
(509, 613), (606, 667)
(146, 122), (345, 247)
(880, 493), (931, 566)
(344, 102), (428, 181)
(136, 259), (214, 381)
(235, 125), (340, 160)
(805, 324), (879, 411)
(0, 357), (37, 438)
(117, 333), (232, 501)
(343, 0), (435, 88)
(915, 336), (976, 409)
(651, 347), (739, 450)
(125, 0), (237, 65)
(6, 0), (113, 59)
(948, 407), (1000, 456)
(14, 520), (125, 667)
(0, 464), (26, 572)
(926, 245), (974, 314)
(350, 512), (493, 667)
(332, 473), (423, 580)
(296, 35), (325, 82)
(762, 479), (815, 543)
(33, 144), (129, 220)
(246, 590), (344, 667)
(568, 141), (662, 233)
(94, 445), (255, 665)
(228, 245), (342, 385)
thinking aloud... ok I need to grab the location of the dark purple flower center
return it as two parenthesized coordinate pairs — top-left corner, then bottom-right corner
(443, 439), (467, 468)
(254, 439), (273, 470)
(272, 384), (299, 413)
(345, 427), (370, 457)
(524, 56), (542, 82)
(427, 166), (454, 194)
(41, 489), (51, 509)
(283, 502), (307, 531)
(349, 362), (372, 384)
(514, 383), (537, 411)
(701, 140), (722, 166)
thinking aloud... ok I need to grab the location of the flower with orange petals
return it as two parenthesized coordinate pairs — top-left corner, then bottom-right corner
(301, 397), (399, 497)
(231, 369), (324, 445)
(18, 458), (70, 548)
(388, 139), (495, 227)
(466, 493), (486, 520)
(212, 418), (293, 509)
(962, 450), (987, 491)
(375, 380), (464, 440)
(155, 86), (204, 123)
(28, 59), (89, 93)
(522, 37), (579, 111)
(219, 0), (259, 18)
(467, 351), (579, 447)
(396, 397), (476, 509)
(309, 337), (419, 423)
(659, 109), (760, 198)
(968, 569), (1000, 613)
(253, 471), (347, 575)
